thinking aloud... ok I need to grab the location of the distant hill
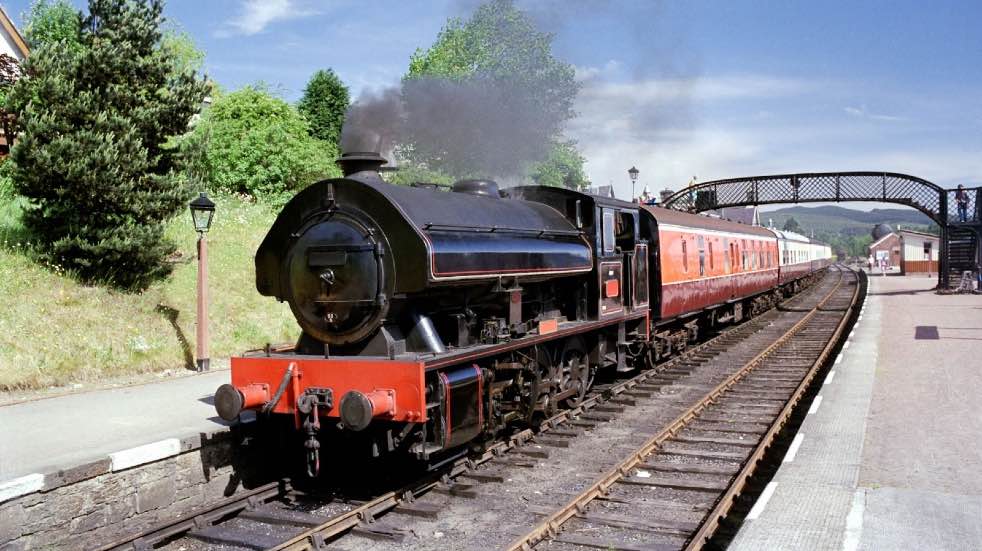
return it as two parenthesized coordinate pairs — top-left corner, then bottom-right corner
(761, 205), (936, 237)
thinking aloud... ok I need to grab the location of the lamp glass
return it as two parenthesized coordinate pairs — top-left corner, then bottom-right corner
(628, 166), (639, 182)
(192, 208), (214, 232)
(189, 192), (216, 233)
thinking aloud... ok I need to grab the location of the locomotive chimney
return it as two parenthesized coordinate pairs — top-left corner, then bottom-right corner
(337, 129), (388, 177)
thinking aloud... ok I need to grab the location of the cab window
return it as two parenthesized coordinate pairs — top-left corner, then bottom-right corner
(602, 210), (615, 254)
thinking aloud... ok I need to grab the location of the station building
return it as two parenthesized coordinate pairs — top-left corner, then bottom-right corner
(868, 229), (939, 274)
(898, 229), (939, 274)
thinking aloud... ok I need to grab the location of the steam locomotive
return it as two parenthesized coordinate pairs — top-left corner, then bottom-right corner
(214, 148), (832, 475)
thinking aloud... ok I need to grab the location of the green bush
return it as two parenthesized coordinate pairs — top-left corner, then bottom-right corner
(182, 86), (341, 204)
(8, 0), (208, 291)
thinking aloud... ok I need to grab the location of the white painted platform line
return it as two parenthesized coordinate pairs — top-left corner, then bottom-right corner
(858, 315), (863, 321)
(0, 473), (44, 503)
(824, 370), (836, 385)
(808, 395), (824, 415)
(109, 438), (181, 471)
(783, 434), (805, 463)
(834, 354), (843, 365)
(746, 482), (779, 520)
(843, 341), (851, 349)
(849, 329), (855, 338)
(842, 489), (867, 551)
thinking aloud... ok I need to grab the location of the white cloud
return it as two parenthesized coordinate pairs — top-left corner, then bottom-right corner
(219, 0), (311, 37)
(574, 59), (622, 83)
(844, 104), (905, 122)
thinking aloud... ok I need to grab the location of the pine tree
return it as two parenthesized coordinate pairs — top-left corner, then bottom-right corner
(9, 0), (208, 289)
(297, 69), (349, 145)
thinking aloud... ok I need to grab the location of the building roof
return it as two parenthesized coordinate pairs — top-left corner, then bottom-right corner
(705, 206), (760, 226)
(0, 5), (28, 60)
(869, 232), (898, 249)
(897, 229), (940, 241)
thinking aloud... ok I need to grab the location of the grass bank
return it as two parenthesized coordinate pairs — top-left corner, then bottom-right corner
(0, 194), (297, 391)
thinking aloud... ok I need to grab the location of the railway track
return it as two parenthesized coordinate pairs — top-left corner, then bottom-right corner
(507, 265), (863, 551)
(100, 267), (861, 551)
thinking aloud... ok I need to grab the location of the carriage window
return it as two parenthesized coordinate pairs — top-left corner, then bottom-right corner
(742, 240), (747, 270)
(602, 210), (615, 254)
(698, 235), (706, 276)
(709, 241), (715, 271)
(723, 238), (730, 272)
(682, 239), (688, 272)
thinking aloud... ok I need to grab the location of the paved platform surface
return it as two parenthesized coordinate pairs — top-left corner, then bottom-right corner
(0, 370), (232, 480)
(731, 274), (982, 550)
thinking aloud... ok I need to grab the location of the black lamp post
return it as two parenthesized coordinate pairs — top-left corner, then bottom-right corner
(189, 192), (215, 371)
(628, 166), (640, 202)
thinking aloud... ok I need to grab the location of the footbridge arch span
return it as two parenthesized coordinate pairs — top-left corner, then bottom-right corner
(660, 171), (949, 224)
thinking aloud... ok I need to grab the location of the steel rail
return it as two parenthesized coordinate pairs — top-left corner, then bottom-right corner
(683, 266), (863, 550)
(505, 266), (858, 551)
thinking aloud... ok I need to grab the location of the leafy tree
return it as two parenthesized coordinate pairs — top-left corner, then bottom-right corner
(530, 140), (590, 190)
(298, 69), (349, 145)
(23, 0), (82, 52)
(782, 217), (802, 233)
(182, 85), (341, 204)
(160, 27), (204, 76)
(9, 0), (209, 289)
(401, 0), (582, 180)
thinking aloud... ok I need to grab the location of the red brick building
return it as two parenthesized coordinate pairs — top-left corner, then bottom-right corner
(868, 232), (901, 268)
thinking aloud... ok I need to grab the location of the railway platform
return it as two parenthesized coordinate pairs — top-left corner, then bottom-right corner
(731, 274), (982, 550)
(0, 370), (239, 483)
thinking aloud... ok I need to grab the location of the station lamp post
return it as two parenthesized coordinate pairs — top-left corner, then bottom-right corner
(189, 192), (216, 372)
(628, 166), (640, 202)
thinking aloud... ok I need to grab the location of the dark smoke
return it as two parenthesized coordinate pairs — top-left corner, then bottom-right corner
(338, 87), (403, 157)
(340, 75), (564, 183)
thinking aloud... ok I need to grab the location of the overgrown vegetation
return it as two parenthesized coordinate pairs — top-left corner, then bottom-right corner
(8, 0), (208, 290)
(180, 85), (341, 205)
(0, 195), (296, 390)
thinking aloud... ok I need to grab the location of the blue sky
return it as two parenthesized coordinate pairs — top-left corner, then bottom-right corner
(4, 0), (981, 200)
